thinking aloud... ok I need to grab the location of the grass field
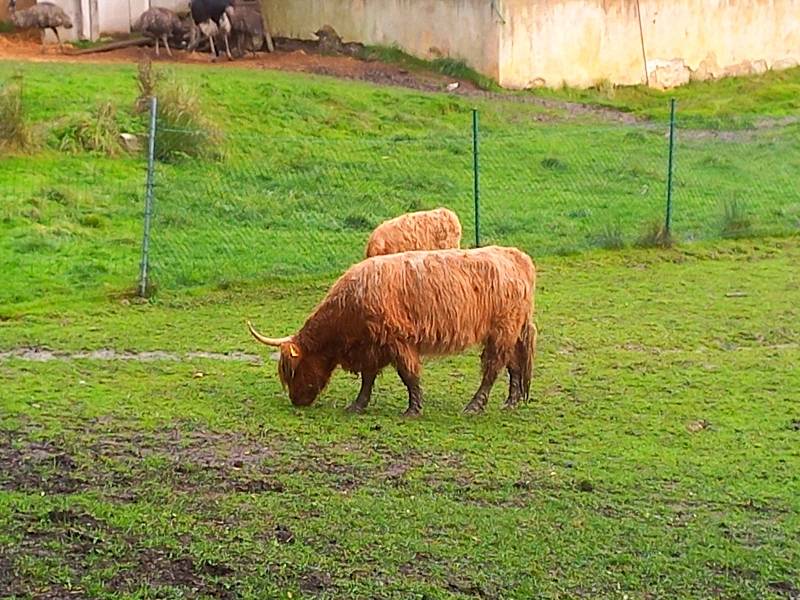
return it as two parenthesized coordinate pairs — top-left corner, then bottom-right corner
(529, 66), (800, 126)
(2, 237), (799, 598)
(2, 61), (800, 307)
(2, 58), (800, 598)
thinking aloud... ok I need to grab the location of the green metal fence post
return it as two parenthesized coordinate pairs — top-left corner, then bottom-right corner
(138, 96), (157, 297)
(472, 108), (481, 247)
(665, 98), (676, 237)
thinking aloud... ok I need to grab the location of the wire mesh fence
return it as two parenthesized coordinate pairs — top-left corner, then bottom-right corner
(3, 93), (799, 305)
(141, 103), (800, 295)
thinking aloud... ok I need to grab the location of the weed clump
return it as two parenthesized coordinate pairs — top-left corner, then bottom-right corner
(0, 75), (36, 153)
(720, 198), (753, 238)
(594, 221), (626, 250)
(636, 219), (674, 248)
(135, 56), (223, 162)
(50, 101), (122, 156)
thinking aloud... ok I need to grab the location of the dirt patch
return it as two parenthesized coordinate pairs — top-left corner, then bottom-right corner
(298, 569), (333, 594)
(0, 433), (84, 493)
(0, 346), (263, 364)
(109, 548), (235, 597)
(3, 497), (236, 598)
(0, 32), (480, 95)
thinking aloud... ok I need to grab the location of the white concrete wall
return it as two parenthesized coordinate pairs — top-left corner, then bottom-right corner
(499, 0), (800, 88)
(263, 0), (800, 89)
(262, 0), (503, 80)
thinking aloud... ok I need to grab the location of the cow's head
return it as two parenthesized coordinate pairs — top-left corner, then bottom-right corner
(247, 321), (334, 406)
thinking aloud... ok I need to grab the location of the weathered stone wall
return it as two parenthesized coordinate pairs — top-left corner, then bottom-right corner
(262, 0), (800, 89)
(498, 0), (800, 89)
(261, 0), (502, 80)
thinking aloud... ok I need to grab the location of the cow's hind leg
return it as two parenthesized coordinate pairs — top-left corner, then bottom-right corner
(464, 336), (511, 414)
(503, 321), (537, 410)
(505, 366), (524, 409)
(346, 370), (378, 414)
(394, 349), (423, 417)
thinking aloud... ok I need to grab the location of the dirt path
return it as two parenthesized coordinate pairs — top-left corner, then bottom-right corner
(0, 347), (264, 363)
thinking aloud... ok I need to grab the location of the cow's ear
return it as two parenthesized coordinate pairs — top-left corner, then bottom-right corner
(281, 341), (301, 361)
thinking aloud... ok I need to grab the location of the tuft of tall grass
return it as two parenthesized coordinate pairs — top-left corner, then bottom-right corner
(636, 219), (674, 248)
(135, 56), (223, 162)
(720, 198), (754, 239)
(0, 75), (36, 153)
(594, 221), (626, 250)
(50, 101), (122, 156)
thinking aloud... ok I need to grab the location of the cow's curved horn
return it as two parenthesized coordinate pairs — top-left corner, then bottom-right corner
(247, 321), (291, 347)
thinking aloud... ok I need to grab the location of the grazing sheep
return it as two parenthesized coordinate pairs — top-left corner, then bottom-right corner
(132, 7), (182, 57)
(7, 0), (73, 54)
(227, 3), (273, 56)
(365, 208), (462, 257)
(247, 246), (537, 416)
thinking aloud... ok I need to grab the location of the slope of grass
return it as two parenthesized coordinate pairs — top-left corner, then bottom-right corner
(1, 237), (799, 598)
(3, 60), (799, 308)
(529, 66), (800, 126)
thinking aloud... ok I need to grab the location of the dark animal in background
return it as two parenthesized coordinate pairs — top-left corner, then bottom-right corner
(227, 3), (273, 56)
(247, 246), (537, 416)
(187, 0), (233, 60)
(312, 25), (363, 57)
(7, 0), (73, 53)
(132, 7), (182, 57)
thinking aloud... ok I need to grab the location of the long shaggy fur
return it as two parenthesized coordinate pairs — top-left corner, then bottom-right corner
(251, 246), (536, 412)
(365, 207), (462, 257)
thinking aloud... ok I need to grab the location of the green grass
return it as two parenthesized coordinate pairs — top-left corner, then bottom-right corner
(361, 45), (500, 91)
(529, 66), (800, 126)
(1, 237), (799, 598)
(2, 60), (798, 308)
(1, 55), (800, 598)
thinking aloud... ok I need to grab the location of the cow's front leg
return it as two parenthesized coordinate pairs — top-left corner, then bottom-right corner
(346, 370), (377, 414)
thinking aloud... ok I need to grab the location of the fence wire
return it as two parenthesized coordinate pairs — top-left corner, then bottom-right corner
(4, 100), (799, 305)
(143, 112), (800, 293)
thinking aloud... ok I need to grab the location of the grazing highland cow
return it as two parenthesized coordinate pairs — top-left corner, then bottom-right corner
(247, 246), (537, 416)
(365, 207), (462, 257)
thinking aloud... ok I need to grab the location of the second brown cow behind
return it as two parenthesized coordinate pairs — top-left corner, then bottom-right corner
(365, 207), (461, 257)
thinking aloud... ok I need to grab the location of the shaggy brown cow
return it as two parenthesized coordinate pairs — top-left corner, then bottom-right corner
(365, 208), (461, 257)
(247, 246), (537, 415)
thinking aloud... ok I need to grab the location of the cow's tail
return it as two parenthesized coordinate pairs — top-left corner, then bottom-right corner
(518, 319), (537, 402)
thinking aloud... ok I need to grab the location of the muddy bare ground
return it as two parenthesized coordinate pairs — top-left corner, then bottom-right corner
(0, 420), (482, 596)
